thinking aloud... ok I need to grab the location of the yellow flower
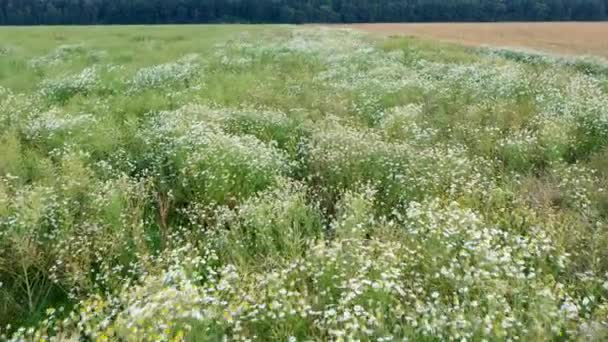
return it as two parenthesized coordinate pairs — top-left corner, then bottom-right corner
(223, 310), (234, 323)
(172, 330), (185, 342)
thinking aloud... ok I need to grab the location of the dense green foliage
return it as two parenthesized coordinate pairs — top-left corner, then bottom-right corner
(1, 25), (608, 340)
(2, 0), (608, 25)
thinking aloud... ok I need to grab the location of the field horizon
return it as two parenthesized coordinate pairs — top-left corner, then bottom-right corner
(3, 21), (608, 59)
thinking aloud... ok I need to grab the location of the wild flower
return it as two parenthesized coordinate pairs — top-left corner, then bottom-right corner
(38, 67), (100, 102)
(3, 26), (608, 342)
(23, 109), (98, 142)
(138, 106), (290, 205)
(128, 54), (201, 91)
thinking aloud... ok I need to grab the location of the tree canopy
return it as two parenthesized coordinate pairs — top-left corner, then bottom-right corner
(1, 0), (608, 25)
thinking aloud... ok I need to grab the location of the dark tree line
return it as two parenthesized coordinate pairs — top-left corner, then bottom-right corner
(1, 0), (608, 25)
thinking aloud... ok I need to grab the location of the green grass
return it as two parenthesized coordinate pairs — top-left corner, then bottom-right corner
(0, 25), (278, 92)
(1, 25), (608, 341)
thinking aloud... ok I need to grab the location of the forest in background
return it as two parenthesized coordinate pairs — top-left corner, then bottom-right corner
(2, 0), (608, 25)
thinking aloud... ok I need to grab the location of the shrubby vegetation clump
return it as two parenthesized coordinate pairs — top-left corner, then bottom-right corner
(129, 54), (202, 92)
(1, 27), (608, 341)
(38, 67), (101, 103)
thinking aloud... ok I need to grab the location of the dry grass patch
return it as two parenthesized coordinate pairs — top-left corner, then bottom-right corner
(338, 22), (608, 58)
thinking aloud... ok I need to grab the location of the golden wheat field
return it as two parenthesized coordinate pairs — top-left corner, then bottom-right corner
(339, 22), (608, 58)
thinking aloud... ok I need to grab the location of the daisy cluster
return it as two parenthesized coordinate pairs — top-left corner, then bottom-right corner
(2, 27), (608, 341)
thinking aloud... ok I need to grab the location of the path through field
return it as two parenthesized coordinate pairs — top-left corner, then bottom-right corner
(339, 22), (608, 58)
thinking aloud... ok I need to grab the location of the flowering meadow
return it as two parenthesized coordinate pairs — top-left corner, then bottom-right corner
(1, 25), (608, 341)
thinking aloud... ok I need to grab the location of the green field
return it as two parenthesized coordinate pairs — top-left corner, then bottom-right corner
(1, 25), (608, 341)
